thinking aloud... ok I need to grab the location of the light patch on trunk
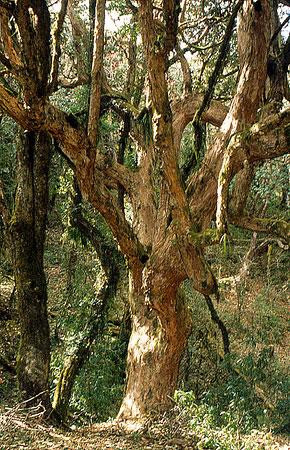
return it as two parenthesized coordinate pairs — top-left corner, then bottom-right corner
(28, 7), (39, 29)
(129, 324), (161, 361)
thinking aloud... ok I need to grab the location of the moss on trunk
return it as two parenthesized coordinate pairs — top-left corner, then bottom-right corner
(10, 130), (52, 415)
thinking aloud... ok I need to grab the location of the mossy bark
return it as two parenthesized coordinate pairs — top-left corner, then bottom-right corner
(52, 204), (125, 420)
(10, 130), (52, 414)
(52, 279), (115, 420)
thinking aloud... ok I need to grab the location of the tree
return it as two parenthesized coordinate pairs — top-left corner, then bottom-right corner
(52, 188), (126, 420)
(10, 131), (53, 413)
(0, 0), (289, 420)
(0, 128), (53, 414)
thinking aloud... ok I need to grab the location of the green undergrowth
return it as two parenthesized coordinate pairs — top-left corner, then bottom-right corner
(174, 386), (289, 449)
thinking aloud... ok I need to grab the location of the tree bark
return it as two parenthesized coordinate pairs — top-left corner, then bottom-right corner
(118, 273), (192, 419)
(52, 278), (114, 419)
(9, 130), (52, 415)
(52, 195), (125, 420)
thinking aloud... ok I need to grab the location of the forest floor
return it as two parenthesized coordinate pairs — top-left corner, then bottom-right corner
(0, 407), (289, 450)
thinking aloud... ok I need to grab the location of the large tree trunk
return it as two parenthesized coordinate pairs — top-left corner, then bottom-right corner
(118, 271), (192, 419)
(10, 131), (52, 414)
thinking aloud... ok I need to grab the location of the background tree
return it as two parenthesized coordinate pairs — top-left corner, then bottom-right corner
(10, 131), (53, 414)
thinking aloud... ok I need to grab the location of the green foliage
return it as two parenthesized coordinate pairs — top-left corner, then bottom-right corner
(0, 117), (17, 208)
(174, 389), (278, 449)
(69, 336), (125, 423)
(51, 85), (89, 120)
(177, 233), (289, 446)
(250, 156), (289, 214)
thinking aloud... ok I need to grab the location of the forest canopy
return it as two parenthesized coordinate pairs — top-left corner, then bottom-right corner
(0, 0), (289, 447)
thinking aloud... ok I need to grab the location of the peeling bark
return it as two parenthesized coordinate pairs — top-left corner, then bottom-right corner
(118, 277), (192, 419)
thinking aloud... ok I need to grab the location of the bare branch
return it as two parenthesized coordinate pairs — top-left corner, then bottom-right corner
(193, 0), (244, 155)
(0, 83), (29, 126)
(15, 0), (51, 97)
(203, 295), (230, 355)
(189, 0), (276, 229)
(163, 0), (181, 54)
(67, 0), (89, 80)
(270, 14), (290, 45)
(175, 42), (192, 95)
(125, 20), (137, 99)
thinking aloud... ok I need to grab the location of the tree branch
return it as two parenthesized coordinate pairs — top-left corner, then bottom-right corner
(203, 295), (230, 355)
(163, 0), (181, 54)
(0, 83), (29, 126)
(15, 0), (51, 98)
(216, 107), (290, 234)
(229, 215), (289, 243)
(172, 93), (228, 149)
(193, 0), (244, 155)
(88, 0), (106, 145)
(48, 0), (68, 93)
(67, 0), (90, 81)
(175, 42), (192, 95)
(0, 8), (22, 71)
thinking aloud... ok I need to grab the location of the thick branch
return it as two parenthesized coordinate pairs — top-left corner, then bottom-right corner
(0, 8), (22, 70)
(0, 84), (29, 125)
(0, 83), (142, 264)
(15, 0), (51, 97)
(217, 107), (290, 234)
(172, 93), (228, 149)
(229, 215), (290, 243)
(163, 0), (181, 54)
(67, 0), (89, 80)
(194, 0), (243, 122)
